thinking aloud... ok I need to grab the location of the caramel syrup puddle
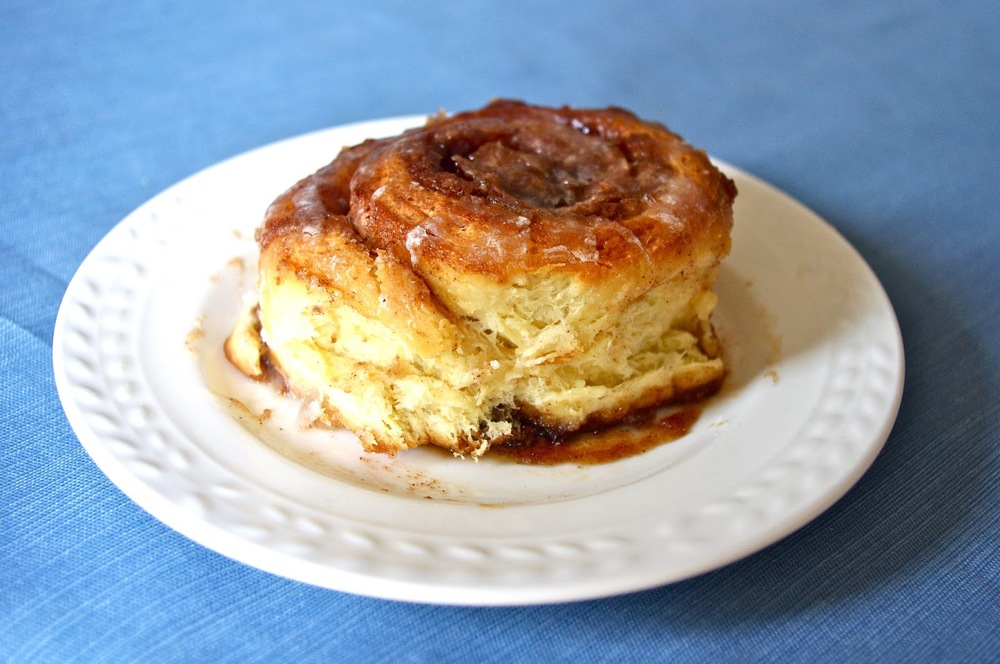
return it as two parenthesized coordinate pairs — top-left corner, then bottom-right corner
(490, 402), (705, 465)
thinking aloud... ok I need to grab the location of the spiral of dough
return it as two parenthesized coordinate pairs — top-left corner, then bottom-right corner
(228, 100), (736, 456)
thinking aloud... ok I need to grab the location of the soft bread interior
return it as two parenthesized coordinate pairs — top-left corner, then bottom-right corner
(228, 222), (724, 456)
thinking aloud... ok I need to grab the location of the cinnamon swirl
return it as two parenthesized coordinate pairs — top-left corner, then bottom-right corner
(226, 100), (736, 457)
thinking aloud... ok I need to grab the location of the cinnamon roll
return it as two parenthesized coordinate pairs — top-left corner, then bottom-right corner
(226, 100), (736, 457)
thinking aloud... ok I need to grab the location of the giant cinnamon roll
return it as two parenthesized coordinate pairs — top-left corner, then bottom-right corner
(226, 100), (736, 457)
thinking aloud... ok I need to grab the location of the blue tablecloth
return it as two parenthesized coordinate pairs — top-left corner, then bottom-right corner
(3, 1), (998, 661)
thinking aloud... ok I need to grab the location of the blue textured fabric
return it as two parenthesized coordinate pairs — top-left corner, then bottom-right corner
(3, 1), (998, 661)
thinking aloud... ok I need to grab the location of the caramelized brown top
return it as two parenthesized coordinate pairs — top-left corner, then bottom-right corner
(259, 100), (736, 284)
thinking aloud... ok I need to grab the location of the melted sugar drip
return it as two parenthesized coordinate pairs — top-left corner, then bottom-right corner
(490, 403), (705, 465)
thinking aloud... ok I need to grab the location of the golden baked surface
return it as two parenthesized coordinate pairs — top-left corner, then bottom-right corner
(227, 100), (736, 456)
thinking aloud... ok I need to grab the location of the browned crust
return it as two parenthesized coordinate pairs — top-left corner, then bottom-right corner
(259, 99), (736, 286)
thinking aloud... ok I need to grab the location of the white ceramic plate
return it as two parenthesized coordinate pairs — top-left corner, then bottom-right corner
(53, 116), (904, 606)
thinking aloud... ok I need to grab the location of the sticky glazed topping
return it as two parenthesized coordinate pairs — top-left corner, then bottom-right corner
(259, 100), (736, 284)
